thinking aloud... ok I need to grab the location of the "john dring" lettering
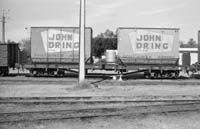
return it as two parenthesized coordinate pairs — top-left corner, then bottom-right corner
(136, 35), (168, 50)
(48, 42), (79, 49)
(49, 34), (73, 41)
(48, 33), (79, 49)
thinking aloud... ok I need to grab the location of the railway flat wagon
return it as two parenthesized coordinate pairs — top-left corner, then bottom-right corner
(26, 27), (93, 76)
(117, 27), (180, 78)
(0, 43), (19, 76)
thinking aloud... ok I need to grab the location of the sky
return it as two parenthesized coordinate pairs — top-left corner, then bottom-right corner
(0, 0), (200, 43)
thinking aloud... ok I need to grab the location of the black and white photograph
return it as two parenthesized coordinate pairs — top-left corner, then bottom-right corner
(0, 0), (200, 129)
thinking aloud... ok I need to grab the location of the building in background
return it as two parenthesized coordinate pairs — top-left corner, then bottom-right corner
(179, 47), (198, 66)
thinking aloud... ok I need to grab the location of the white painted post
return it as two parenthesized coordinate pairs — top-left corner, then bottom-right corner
(79, 0), (86, 84)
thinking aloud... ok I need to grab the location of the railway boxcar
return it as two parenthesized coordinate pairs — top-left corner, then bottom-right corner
(0, 43), (19, 76)
(117, 27), (180, 78)
(26, 27), (93, 76)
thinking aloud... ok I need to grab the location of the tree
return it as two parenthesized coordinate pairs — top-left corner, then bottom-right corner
(180, 38), (197, 48)
(7, 40), (18, 44)
(96, 29), (116, 38)
(92, 29), (117, 58)
(179, 41), (185, 48)
(19, 38), (31, 51)
(18, 38), (31, 64)
(187, 38), (196, 46)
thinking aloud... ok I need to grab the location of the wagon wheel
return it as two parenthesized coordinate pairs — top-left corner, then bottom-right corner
(167, 72), (173, 79)
(154, 72), (159, 79)
(175, 72), (179, 79)
(0, 71), (4, 77)
(144, 72), (150, 79)
(56, 70), (65, 77)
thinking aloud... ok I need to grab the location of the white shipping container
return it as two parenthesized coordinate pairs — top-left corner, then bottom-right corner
(117, 28), (180, 59)
(31, 27), (92, 63)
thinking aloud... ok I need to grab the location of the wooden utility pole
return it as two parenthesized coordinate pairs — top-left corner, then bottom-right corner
(1, 10), (9, 44)
(2, 11), (5, 44)
(78, 0), (86, 84)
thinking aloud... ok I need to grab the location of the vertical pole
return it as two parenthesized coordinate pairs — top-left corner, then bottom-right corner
(198, 30), (200, 64)
(2, 12), (5, 44)
(79, 0), (86, 84)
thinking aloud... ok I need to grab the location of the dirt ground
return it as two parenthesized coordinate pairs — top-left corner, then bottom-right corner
(1, 77), (200, 97)
(1, 77), (200, 129)
(1, 111), (200, 129)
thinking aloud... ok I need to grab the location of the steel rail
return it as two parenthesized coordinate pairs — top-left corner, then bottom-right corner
(0, 101), (200, 123)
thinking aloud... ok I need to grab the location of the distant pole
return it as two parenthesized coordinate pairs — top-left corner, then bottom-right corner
(79, 0), (86, 84)
(198, 30), (200, 63)
(1, 9), (9, 44)
(2, 11), (5, 44)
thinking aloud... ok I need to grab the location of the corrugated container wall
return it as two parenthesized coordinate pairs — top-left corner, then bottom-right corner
(0, 44), (8, 66)
(31, 27), (92, 63)
(0, 44), (19, 68)
(117, 28), (179, 64)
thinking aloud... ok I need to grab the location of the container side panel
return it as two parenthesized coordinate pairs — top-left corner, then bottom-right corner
(0, 45), (8, 66)
(46, 28), (74, 60)
(118, 28), (179, 60)
(31, 27), (92, 63)
(85, 28), (92, 60)
(31, 28), (48, 60)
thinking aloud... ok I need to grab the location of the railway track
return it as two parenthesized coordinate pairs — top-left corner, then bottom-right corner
(0, 97), (200, 123)
(1, 77), (200, 86)
(1, 96), (200, 104)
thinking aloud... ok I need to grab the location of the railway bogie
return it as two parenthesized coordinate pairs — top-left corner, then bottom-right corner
(144, 70), (179, 79)
(29, 68), (66, 77)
